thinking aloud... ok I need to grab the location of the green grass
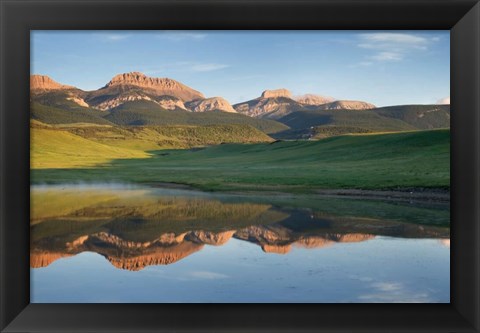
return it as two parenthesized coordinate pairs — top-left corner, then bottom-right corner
(32, 129), (450, 192)
(31, 126), (150, 168)
(32, 121), (274, 157)
(62, 123), (274, 150)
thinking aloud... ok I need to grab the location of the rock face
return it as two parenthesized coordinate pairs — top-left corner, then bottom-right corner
(319, 100), (376, 110)
(234, 89), (304, 119)
(30, 75), (74, 91)
(295, 94), (335, 106)
(30, 251), (73, 268)
(94, 92), (186, 111)
(186, 230), (235, 246)
(186, 97), (236, 113)
(107, 242), (204, 271)
(30, 73), (379, 120)
(102, 72), (204, 102)
(66, 95), (90, 107)
(261, 89), (292, 99)
(261, 244), (292, 254)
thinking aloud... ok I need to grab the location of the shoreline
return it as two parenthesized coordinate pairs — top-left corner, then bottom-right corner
(31, 180), (450, 203)
(313, 188), (449, 203)
(144, 182), (450, 203)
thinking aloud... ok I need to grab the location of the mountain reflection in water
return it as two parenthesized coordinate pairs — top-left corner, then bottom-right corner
(30, 185), (450, 271)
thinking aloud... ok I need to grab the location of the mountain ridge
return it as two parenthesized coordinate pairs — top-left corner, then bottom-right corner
(30, 73), (450, 138)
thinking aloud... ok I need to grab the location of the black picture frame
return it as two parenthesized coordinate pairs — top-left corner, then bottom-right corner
(1, 0), (479, 332)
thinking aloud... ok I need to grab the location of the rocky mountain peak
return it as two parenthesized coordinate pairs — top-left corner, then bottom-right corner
(106, 72), (149, 86)
(261, 89), (292, 99)
(30, 75), (74, 91)
(186, 97), (236, 113)
(321, 100), (376, 110)
(295, 94), (335, 106)
(104, 72), (205, 101)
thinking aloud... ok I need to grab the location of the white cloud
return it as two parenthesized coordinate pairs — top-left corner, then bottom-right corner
(359, 33), (430, 49)
(371, 51), (403, 61)
(358, 281), (433, 303)
(95, 33), (130, 41)
(191, 63), (229, 72)
(436, 96), (450, 104)
(157, 31), (207, 41)
(356, 32), (439, 64)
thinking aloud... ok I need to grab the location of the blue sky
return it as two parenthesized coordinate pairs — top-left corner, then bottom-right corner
(31, 30), (449, 106)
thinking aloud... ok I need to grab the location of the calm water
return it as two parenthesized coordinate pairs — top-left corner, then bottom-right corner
(30, 184), (450, 303)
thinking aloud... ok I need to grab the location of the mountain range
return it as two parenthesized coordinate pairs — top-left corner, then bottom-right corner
(30, 72), (450, 139)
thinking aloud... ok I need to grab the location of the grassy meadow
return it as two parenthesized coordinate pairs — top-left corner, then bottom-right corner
(31, 120), (450, 193)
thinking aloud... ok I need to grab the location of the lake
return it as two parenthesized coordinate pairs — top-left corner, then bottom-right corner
(30, 184), (450, 303)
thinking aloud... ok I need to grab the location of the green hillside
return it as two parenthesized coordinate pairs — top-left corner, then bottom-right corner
(31, 126), (150, 169)
(61, 123), (274, 150)
(31, 102), (113, 125)
(278, 109), (417, 131)
(273, 105), (449, 139)
(31, 90), (92, 111)
(104, 101), (289, 134)
(371, 104), (450, 129)
(31, 120), (274, 167)
(32, 129), (450, 192)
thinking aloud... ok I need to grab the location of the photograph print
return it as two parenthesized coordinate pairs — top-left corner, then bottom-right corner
(30, 30), (450, 303)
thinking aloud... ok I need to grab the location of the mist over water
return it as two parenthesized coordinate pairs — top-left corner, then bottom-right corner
(31, 182), (142, 191)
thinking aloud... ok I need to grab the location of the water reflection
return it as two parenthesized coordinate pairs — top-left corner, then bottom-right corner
(31, 185), (449, 271)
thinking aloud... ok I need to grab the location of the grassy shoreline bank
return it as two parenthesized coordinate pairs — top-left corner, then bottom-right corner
(31, 129), (450, 196)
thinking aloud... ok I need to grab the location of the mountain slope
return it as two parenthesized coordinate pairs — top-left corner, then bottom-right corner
(294, 94), (335, 106)
(273, 109), (416, 139)
(272, 104), (450, 139)
(371, 104), (450, 129)
(234, 89), (376, 119)
(89, 72), (203, 101)
(317, 100), (376, 110)
(31, 102), (114, 125)
(61, 123), (274, 150)
(103, 100), (289, 134)
(234, 95), (307, 119)
(31, 73), (205, 112)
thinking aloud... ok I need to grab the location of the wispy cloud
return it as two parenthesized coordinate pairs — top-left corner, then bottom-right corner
(95, 32), (131, 42)
(157, 31), (207, 41)
(436, 96), (450, 105)
(191, 63), (229, 72)
(355, 32), (439, 64)
(359, 33), (430, 50)
(358, 281), (433, 303)
(371, 51), (404, 61)
(141, 61), (229, 75)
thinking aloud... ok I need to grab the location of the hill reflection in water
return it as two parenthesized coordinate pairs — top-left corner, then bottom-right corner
(31, 184), (450, 271)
